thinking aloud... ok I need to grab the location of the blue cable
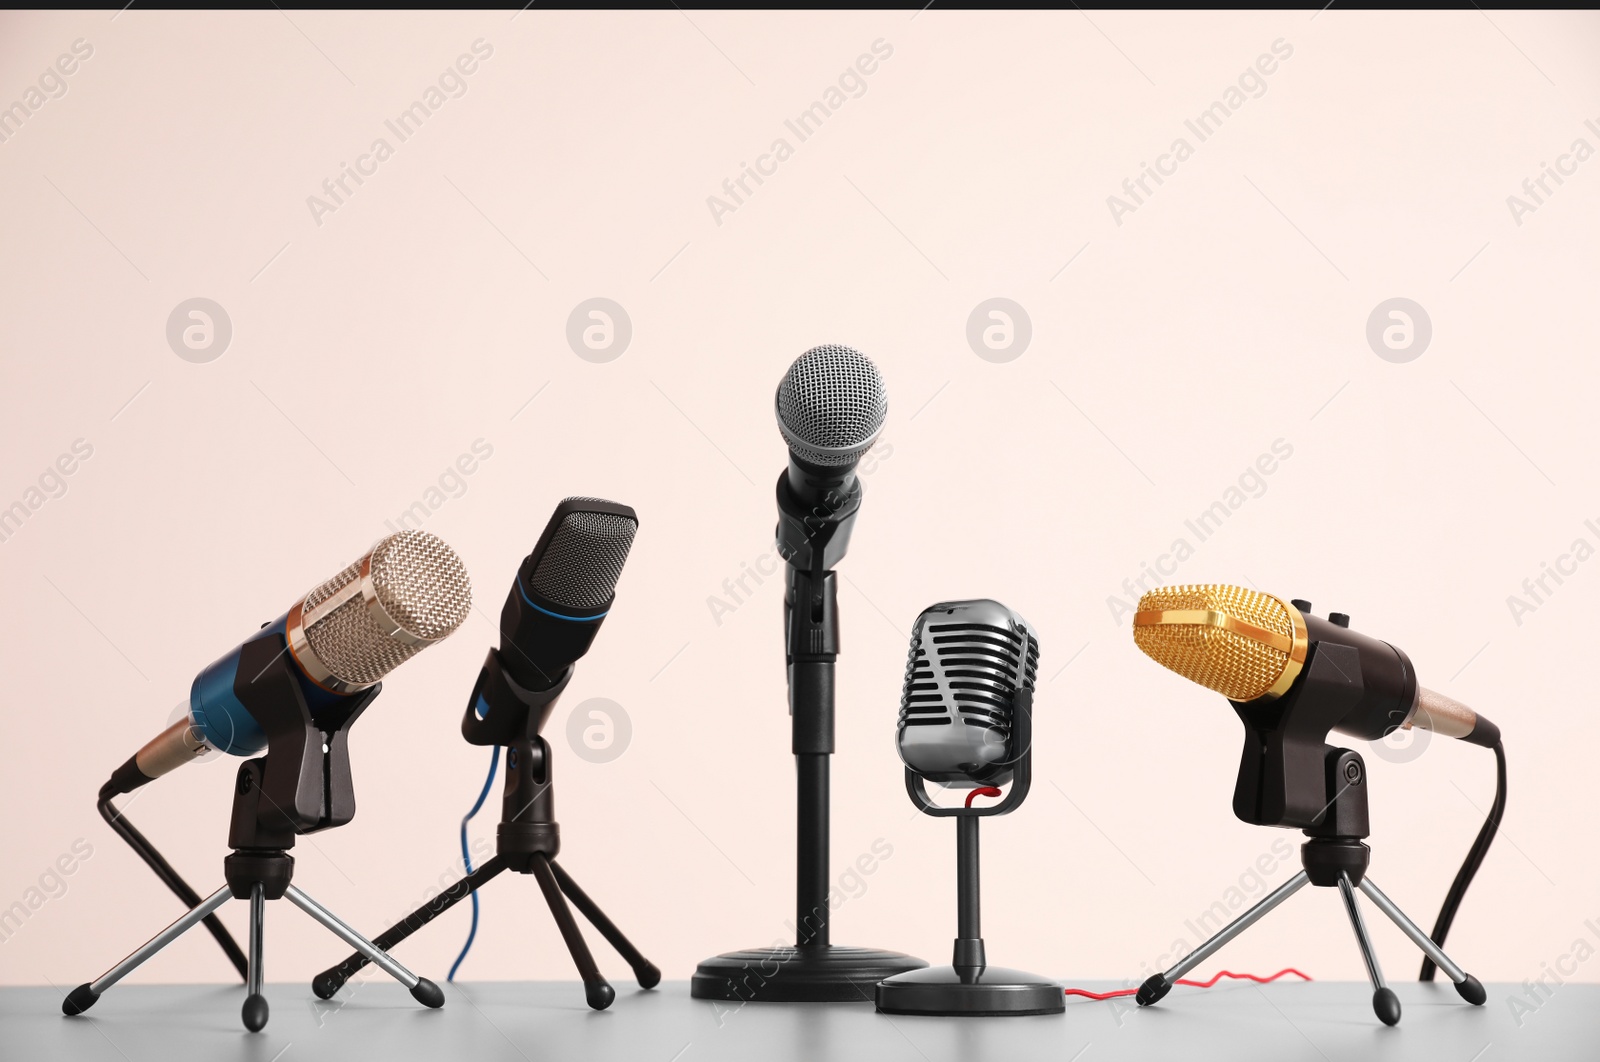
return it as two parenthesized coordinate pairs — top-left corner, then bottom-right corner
(448, 745), (500, 982)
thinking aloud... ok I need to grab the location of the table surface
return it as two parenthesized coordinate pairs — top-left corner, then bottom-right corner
(3, 980), (1593, 1061)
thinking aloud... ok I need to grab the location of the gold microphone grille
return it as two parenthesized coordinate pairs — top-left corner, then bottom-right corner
(1132, 585), (1299, 702)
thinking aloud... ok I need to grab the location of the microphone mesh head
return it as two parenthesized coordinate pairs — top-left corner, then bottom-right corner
(527, 498), (638, 610)
(898, 599), (1038, 786)
(775, 344), (888, 466)
(1131, 584), (1304, 702)
(298, 531), (472, 687)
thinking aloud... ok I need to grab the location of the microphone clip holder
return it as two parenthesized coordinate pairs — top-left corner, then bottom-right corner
(65, 631), (444, 1033)
(311, 644), (659, 1012)
(774, 470), (861, 575)
(1133, 645), (1487, 1026)
(878, 688), (1064, 1017)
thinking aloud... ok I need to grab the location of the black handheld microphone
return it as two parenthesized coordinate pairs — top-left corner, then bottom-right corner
(470, 498), (638, 726)
(879, 598), (1063, 1017)
(774, 344), (887, 559)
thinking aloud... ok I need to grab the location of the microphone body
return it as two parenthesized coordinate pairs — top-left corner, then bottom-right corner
(117, 531), (472, 792)
(1132, 585), (1499, 749)
(898, 599), (1039, 788)
(773, 344), (887, 567)
(468, 497), (638, 733)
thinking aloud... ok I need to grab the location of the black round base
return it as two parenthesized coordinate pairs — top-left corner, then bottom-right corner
(692, 945), (927, 1003)
(875, 965), (1065, 1017)
(311, 973), (341, 1000)
(635, 962), (663, 990)
(1456, 974), (1487, 1006)
(585, 981), (616, 1010)
(242, 993), (269, 1032)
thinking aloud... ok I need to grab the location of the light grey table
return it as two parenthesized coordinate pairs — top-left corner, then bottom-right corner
(3, 980), (1592, 1061)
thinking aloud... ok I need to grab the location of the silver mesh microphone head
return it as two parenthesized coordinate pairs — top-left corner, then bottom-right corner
(527, 498), (638, 610)
(775, 344), (888, 467)
(898, 599), (1039, 787)
(287, 530), (472, 692)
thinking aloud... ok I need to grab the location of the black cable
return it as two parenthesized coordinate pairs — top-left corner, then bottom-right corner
(1420, 740), (1506, 981)
(97, 787), (248, 981)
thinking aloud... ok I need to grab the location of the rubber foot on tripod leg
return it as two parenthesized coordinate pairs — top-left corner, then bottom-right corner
(636, 962), (662, 990)
(311, 972), (342, 1000)
(1455, 974), (1487, 1006)
(62, 984), (99, 1016)
(1135, 974), (1171, 1007)
(242, 993), (269, 1032)
(1373, 987), (1401, 1026)
(585, 980), (616, 1011)
(410, 978), (445, 1009)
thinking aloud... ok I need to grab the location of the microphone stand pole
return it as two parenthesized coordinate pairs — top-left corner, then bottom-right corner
(692, 475), (926, 1002)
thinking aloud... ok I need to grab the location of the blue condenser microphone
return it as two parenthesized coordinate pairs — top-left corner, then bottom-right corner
(109, 530), (472, 792)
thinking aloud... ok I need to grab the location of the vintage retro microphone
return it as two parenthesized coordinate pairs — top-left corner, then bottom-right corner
(1128, 585), (1501, 1026)
(875, 600), (1064, 1017)
(313, 498), (659, 1011)
(67, 531), (472, 1032)
(694, 344), (926, 1002)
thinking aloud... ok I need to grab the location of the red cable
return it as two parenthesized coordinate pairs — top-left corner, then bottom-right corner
(965, 786), (1003, 808)
(1062, 967), (1312, 1001)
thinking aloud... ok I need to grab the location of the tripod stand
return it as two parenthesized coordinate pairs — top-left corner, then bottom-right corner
(63, 636), (443, 1032)
(1134, 646), (1486, 1026)
(313, 652), (658, 1010)
(693, 474), (925, 1001)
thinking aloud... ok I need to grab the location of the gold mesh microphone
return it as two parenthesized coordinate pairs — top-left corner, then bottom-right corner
(1132, 584), (1499, 747)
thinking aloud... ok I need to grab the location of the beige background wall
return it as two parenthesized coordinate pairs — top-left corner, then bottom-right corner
(2, 9), (1598, 1005)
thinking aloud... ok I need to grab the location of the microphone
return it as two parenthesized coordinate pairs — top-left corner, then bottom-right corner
(879, 598), (1063, 1017)
(1131, 584), (1499, 749)
(898, 599), (1039, 787)
(487, 496), (638, 699)
(314, 497), (655, 1011)
(775, 343), (887, 514)
(109, 530), (473, 795)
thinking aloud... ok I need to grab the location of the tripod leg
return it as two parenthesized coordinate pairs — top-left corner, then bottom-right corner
(242, 885), (268, 1032)
(1137, 870), (1310, 1006)
(1337, 872), (1400, 1026)
(530, 855), (615, 1010)
(311, 855), (510, 999)
(284, 885), (445, 1010)
(550, 860), (660, 989)
(63, 885), (233, 1015)
(1358, 877), (1486, 1006)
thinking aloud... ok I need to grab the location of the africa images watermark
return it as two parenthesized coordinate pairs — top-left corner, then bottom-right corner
(706, 37), (894, 226)
(1505, 916), (1600, 1028)
(1106, 37), (1294, 226)
(0, 438), (94, 546)
(707, 837), (896, 1027)
(0, 38), (94, 146)
(1505, 117), (1600, 227)
(1104, 438), (1294, 624)
(306, 38), (495, 226)
(1505, 516), (1600, 627)
(381, 437), (494, 534)
(0, 839), (94, 944)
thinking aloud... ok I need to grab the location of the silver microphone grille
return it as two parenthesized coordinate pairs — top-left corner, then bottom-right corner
(292, 530), (472, 691)
(527, 498), (638, 610)
(898, 599), (1038, 786)
(775, 344), (888, 466)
